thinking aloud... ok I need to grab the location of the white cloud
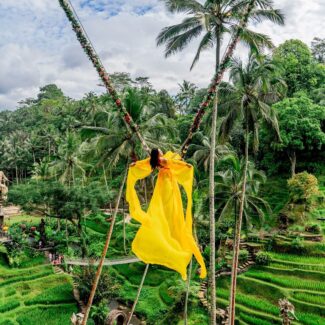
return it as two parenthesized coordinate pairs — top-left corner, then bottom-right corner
(0, 0), (324, 110)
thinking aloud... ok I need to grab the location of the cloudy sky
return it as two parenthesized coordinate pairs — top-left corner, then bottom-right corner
(0, 0), (324, 110)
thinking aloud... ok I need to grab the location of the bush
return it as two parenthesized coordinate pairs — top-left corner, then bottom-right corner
(287, 172), (319, 205)
(265, 235), (277, 251)
(305, 223), (321, 234)
(291, 236), (305, 254)
(255, 251), (271, 266)
(238, 249), (249, 263)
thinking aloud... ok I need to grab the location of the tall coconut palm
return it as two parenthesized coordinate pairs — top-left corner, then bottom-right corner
(50, 132), (87, 187)
(157, 1), (283, 72)
(189, 131), (230, 172)
(158, 3), (284, 323)
(176, 80), (197, 115)
(215, 154), (270, 227)
(81, 88), (178, 170)
(219, 53), (285, 324)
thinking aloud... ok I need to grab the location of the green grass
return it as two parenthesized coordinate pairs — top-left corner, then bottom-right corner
(269, 252), (325, 265)
(0, 254), (77, 324)
(15, 304), (76, 325)
(4, 214), (41, 226)
(239, 313), (274, 325)
(216, 248), (325, 325)
(245, 268), (325, 292)
(25, 284), (74, 305)
(293, 291), (325, 306)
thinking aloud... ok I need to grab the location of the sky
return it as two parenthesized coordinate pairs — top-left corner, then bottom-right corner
(0, 0), (324, 110)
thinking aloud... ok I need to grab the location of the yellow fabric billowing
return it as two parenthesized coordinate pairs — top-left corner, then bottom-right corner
(126, 151), (207, 280)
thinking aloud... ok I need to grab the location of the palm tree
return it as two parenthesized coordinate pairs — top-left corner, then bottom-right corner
(176, 80), (197, 115)
(158, 3), (284, 323)
(82, 88), (178, 170)
(219, 53), (285, 324)
(215, 154), (270, 227)
(189, 131), (230, 172)
(157, 0), (283, 72)
(50, 132), (87, 187)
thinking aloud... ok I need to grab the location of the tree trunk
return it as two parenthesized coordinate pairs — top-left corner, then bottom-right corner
(82, 169), (128, 325)
(65, 218), (69, 249)
(123, 197), (127, 255)
(208, 31), (221, 325)
(289, 151), (296, 177)
(15, 166), (18, 185)
(103, 165), (109, 194)
(228, 126), (250, 325)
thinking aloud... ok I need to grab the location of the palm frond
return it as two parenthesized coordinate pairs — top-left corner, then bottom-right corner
(239, 28), (274, 53)
(190, 31), (214, 70)
(163, 0), (204, 14)
(250, 8), (285, 25)
(163, 25), (203, 57)
(156, 17), (201, 47)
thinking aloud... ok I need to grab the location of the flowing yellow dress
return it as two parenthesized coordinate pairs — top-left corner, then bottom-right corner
(126, 151), (207, 280)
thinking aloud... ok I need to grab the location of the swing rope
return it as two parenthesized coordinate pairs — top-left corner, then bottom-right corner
(58, 0), (150, 155)
(57, 0), (257, 324)
(82, 168), (128, 324)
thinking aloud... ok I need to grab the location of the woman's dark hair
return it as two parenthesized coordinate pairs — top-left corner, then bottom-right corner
(150, 148), (160, 170)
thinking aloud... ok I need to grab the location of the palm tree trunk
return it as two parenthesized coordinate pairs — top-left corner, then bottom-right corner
(123, 197), (127, 255)
(15, 166), (18, 185)
(180, 0), (256, 156)
(208, 30), (221, 325)
(289, 151), (296, 177)
(65, 218), (69, 248)
(102, 165), (110, 194)
(209, 96), (218, 325)
(58, 0), (150, 154)
(82, 169), (128, 325)
(229, 126), (250, 325)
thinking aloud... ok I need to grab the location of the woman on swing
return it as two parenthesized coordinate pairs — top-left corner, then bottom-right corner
(126, 149), (207, 280)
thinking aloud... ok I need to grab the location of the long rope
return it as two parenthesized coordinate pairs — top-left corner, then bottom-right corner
(126, 263), (150, 325)
(82, 168), (128, 325)
(184, 258), (193, 325)
(58, 0), (150, 155)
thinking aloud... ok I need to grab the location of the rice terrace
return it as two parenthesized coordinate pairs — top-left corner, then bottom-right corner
(0, 0), (324, 324)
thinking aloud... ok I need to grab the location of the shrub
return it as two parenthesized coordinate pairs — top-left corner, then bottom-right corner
(255, 251), (271, 266)
(216, 258), (228, 271)
(291, 236), (305, 254)
(238, 249), (249, 263)
(287, 172), (319, 205)
(265, 235), (277, 251)
(305, 223), (321, 234)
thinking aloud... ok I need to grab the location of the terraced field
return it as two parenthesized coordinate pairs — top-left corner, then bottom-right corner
(0, 251), (77, 325)
(217, 252), (325, 325)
